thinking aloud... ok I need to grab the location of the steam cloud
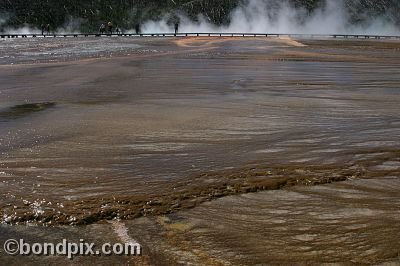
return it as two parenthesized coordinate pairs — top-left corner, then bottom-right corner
(0, 0), (398, 35)
(0, 14), (82, 34)
(141, 0), (399, 35)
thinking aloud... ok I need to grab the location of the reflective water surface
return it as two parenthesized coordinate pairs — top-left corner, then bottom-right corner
(0, 37), (399, 264)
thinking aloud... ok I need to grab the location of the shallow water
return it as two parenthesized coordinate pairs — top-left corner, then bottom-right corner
(125, 177), (400, 264)
(0, 37), (399, 264)
(1, 177), (399, 265)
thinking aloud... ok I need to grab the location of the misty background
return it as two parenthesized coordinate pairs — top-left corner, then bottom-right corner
(0, 0), (399, 35)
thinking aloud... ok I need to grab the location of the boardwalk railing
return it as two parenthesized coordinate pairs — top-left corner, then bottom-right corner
(1, 33), (400, 40)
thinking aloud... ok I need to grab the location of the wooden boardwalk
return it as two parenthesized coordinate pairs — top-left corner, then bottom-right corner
(1, 32), (400, 40)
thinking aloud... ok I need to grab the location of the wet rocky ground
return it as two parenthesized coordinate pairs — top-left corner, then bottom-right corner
(1, 176), (399, 265)
(0, 36), (399, 264)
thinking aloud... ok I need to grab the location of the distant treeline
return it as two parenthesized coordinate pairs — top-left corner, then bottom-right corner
(0, 0), (399, 32)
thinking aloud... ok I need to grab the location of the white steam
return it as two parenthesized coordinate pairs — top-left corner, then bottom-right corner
(141, 0), (399, 35)
(1, 0), (398, 36)
(3, 25), (41, 35)
(0, 15), (82, 34)
(56, 17), (84, 34)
